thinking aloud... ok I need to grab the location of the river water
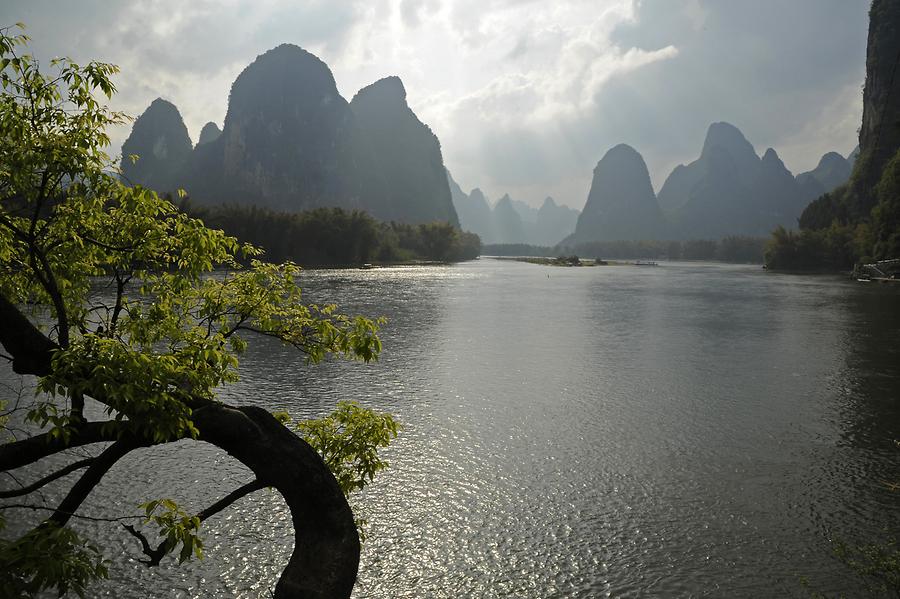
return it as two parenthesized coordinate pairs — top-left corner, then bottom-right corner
(2, 259), (899, 597)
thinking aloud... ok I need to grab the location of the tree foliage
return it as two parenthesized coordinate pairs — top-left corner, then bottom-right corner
(763, 223), (871, 272)
(0, 521), (109, 599)
(765, 147), (898, 271)
(0, 24), (395, 598)
(871, 149), (900, 260)
(185, 202), (481, 266)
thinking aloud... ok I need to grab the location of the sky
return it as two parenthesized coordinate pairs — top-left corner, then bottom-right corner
(2, 0), (870, 209)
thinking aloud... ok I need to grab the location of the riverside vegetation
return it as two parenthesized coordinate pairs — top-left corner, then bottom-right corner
(181, 201), (481, 266)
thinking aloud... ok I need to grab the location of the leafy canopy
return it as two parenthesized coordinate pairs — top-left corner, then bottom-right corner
(0, 24), (397, 597)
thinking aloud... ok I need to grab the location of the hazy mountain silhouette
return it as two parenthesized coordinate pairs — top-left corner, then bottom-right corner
(196, 122), (222, 147)
(448, 172), (579, 245)
(350, 76), (458, 225)
(658, 122), (758, 218)
(120, 98), (193, 192)
(509, 198), (538, 224)
(122, 45), (861, 242)
(571, 144), (665, 242)
(796, 151), (853, 203)
(532, 197), (579, 246)
(492, 194), (527, 243)
(658, 122), (828, 238)
(753, 147), (807, 231)
(448, 172), (494, 241)
(123, 44), (458, 225)
(182, 44), (379, 213)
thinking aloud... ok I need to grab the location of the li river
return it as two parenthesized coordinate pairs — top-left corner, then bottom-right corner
(3, 259), (899, 597)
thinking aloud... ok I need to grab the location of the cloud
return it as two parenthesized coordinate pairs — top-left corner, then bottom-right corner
(432, 0), (868, 205)
(1, 0), (870, 209)
(2, 0), (368, 150)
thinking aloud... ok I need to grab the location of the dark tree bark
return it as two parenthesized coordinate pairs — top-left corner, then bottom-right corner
(0, 293), (57, 376)
(193, 404), (360, 598)
(0, 292), (361, 599)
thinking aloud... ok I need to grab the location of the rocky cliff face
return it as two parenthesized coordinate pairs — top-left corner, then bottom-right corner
(573, 144), (665, 242)
(798, 1), (900, 234)
(120, 98), (193, 192)
(350, 77), (458, 225)
(856, 0), (900, 198)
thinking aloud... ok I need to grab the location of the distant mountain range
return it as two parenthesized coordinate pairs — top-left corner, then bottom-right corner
(454, 120), (853, 248)
(122, 45), (855, 246)
(121, 44), (458, 226)
(447, 171), (579, 246)
(567, 122), (855, 244)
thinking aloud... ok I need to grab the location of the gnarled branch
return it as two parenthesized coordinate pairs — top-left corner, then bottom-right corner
(192, 403), (360, 599)
(0, 292), (57, 376)
(49, 437), (147, 527)
(197, 478), (266, 521)
(125, 478), (266, 567)
(0, 421), (120, 472)
(0, 457), (94, 498)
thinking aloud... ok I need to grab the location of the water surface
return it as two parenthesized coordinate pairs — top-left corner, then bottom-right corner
(3, 259), (898, 597)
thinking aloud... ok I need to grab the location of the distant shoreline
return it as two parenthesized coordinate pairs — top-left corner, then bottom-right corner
(488, 256), (636, 267)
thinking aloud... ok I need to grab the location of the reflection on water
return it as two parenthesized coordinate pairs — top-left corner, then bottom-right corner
(1, 260), (898, 597)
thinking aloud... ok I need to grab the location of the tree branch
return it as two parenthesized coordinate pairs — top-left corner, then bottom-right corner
(0, 421), (119, 472)
(29, 242), (69, 348)
(0, 291), (57, 376)
(0, 293), (361, 597)
(80, 235), (137, 253)
(123, 524), (168, 566)
(108, 270), (130, 335)
(0, 457), (94, 498)
(49, 437), (146, 527)
(197, 479), (266, 521)
(0, 503), (140, 523)
(29, 169), (50, 238)
(125, 478), (266, 567)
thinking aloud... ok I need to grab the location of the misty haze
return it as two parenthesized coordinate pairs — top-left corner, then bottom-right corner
(0, 1), (898, 598)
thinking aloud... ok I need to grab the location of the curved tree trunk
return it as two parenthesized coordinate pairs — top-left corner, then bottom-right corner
(192, 403), (360, 598)
(0, 292), (361, 598)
